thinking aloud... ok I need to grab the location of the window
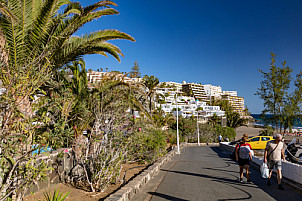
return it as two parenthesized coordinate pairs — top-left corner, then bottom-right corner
(261, 137), (270, 141)
(250, 137), (260, 142)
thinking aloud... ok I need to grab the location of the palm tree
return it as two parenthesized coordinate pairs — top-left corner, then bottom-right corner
(227, 112), (247, 129)
(0, 0), (16, 65)
(66, 60), (88, 98)
(1, 0), (134, 69)
(143, 75), (159, 113)
(0, 0), (134, 117)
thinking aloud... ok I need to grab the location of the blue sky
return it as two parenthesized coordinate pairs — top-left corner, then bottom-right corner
(77, 0), (302, 113)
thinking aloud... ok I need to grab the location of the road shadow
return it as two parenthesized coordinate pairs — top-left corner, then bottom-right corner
(208, 146), (302, 201)
(160, 169), (259, 190)
(148, 192), (189, 201)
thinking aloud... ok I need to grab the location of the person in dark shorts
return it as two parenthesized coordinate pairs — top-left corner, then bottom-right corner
(235, 135), (253, 183)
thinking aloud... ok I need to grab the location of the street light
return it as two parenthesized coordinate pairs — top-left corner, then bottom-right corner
(176, 93), (180, 154)
(197, 110), (200, 146)
(196, 100), (200, 146)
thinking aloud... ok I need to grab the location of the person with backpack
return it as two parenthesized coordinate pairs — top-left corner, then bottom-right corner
(235, 135), (253, 183)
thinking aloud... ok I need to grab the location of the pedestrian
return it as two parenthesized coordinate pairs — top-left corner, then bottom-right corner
(264, 134), (285, 190)
(218, 134), (222, 143)
(235, 135), (253, 183)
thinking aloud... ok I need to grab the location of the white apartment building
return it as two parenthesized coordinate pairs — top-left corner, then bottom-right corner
(221, 94), (245, 116)
(222, 91), (237, 97)
(156, 82), (183, 104)
(156, 94), (225, 120)
(203, 84), (222, 100)
(182, 82), (208, 102)
(165, 81), (182, 92)
(87, 71), (142, 84)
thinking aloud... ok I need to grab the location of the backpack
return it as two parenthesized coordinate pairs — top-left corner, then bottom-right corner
(230, 144), (240, 161)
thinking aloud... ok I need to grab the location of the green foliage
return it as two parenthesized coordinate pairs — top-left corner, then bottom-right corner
(259, 126), (274, 136)
(0, 0), (135, 72)
(143, 75), (159, 112)
(226, 112), (248, 129)
(128, 127), (167, 164)
(214, 124), (236, 141)
(211, 99), (247, 128)
(129, 61), (141, 78)
(43, 189), (69, 201)
(0, 1), (135, 199)
(198, 124), (216, 143)
(36, 86), (75, 149)
(208, 113), (221, 126)
(171, 116), (196, 142)
(256, 52), (302, 132)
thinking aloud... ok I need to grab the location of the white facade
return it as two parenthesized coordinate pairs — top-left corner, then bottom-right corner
(203, 84), (222, 99)
(222, 91), (237, 97)
(156, 82), (225, 119)
(87, 71), (142, 84)
(156, 82), (183, 104)
(156, 94), (225, 119)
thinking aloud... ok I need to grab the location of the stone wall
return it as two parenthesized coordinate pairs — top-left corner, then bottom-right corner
(26, 148), (73, 196)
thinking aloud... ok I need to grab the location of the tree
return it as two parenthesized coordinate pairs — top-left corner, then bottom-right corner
(1, 0), (135, 70)
(129, 61), (141, 78)
(143, 75), (159, 113)
(209, 113), (221, 126)
(0, 0), (135, 118)
(256, 52), (298, 133)
(282, 71), (302, 132)
(227, 111), (247, 129)
(0, 1), (135, 199)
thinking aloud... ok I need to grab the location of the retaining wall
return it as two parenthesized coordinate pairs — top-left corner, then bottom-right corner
(26, 148), (73, 196)
(220, 142), (302, 185)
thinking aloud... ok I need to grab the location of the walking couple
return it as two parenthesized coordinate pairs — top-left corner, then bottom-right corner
(235, 134), (285, 190)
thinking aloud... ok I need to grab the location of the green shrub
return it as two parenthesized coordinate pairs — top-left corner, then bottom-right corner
(214, 124), (236, 141)
(128, 127), (167, 164)
(43, 189), (69, 201)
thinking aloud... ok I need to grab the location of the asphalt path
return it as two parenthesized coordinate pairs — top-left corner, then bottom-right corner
(132, 146), (302, 201)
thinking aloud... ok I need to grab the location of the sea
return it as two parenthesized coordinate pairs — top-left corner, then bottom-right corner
(251, 114), (302, 130)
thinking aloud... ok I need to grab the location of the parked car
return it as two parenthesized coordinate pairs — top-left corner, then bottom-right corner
(246, 136), (274, 149)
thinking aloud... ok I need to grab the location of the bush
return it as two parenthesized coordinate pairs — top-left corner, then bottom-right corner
(214, 124), (236, 141)
(259, 126), (274, 136)
(128, 127), (167, 164)
(170, 116), (196, 142)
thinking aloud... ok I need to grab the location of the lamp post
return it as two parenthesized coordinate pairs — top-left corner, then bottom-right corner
(197, 110), (200, 145)
(176, 93), (180, 154)
(196, 100), (200, 145)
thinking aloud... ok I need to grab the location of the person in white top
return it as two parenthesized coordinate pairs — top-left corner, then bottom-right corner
(218, 134), (222, 143)
(264, 134), (285, 190)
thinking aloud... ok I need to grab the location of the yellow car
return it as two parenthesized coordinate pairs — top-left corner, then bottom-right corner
(246, 136), (274, 150)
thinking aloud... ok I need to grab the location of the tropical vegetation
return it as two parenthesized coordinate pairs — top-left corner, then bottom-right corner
(256, 52), (302, 133)
(0, 0), (250, 200)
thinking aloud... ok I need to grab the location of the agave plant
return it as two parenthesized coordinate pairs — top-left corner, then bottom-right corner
(43, 189), (69, 201)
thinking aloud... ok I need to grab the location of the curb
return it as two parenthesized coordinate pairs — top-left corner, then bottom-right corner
(105, 145), (182, 201)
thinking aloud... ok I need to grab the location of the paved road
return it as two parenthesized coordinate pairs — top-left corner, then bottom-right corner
(132, 146), (302, 201)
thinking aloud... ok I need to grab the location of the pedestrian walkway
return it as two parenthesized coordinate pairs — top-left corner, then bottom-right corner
(132, 146), (302, 201)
